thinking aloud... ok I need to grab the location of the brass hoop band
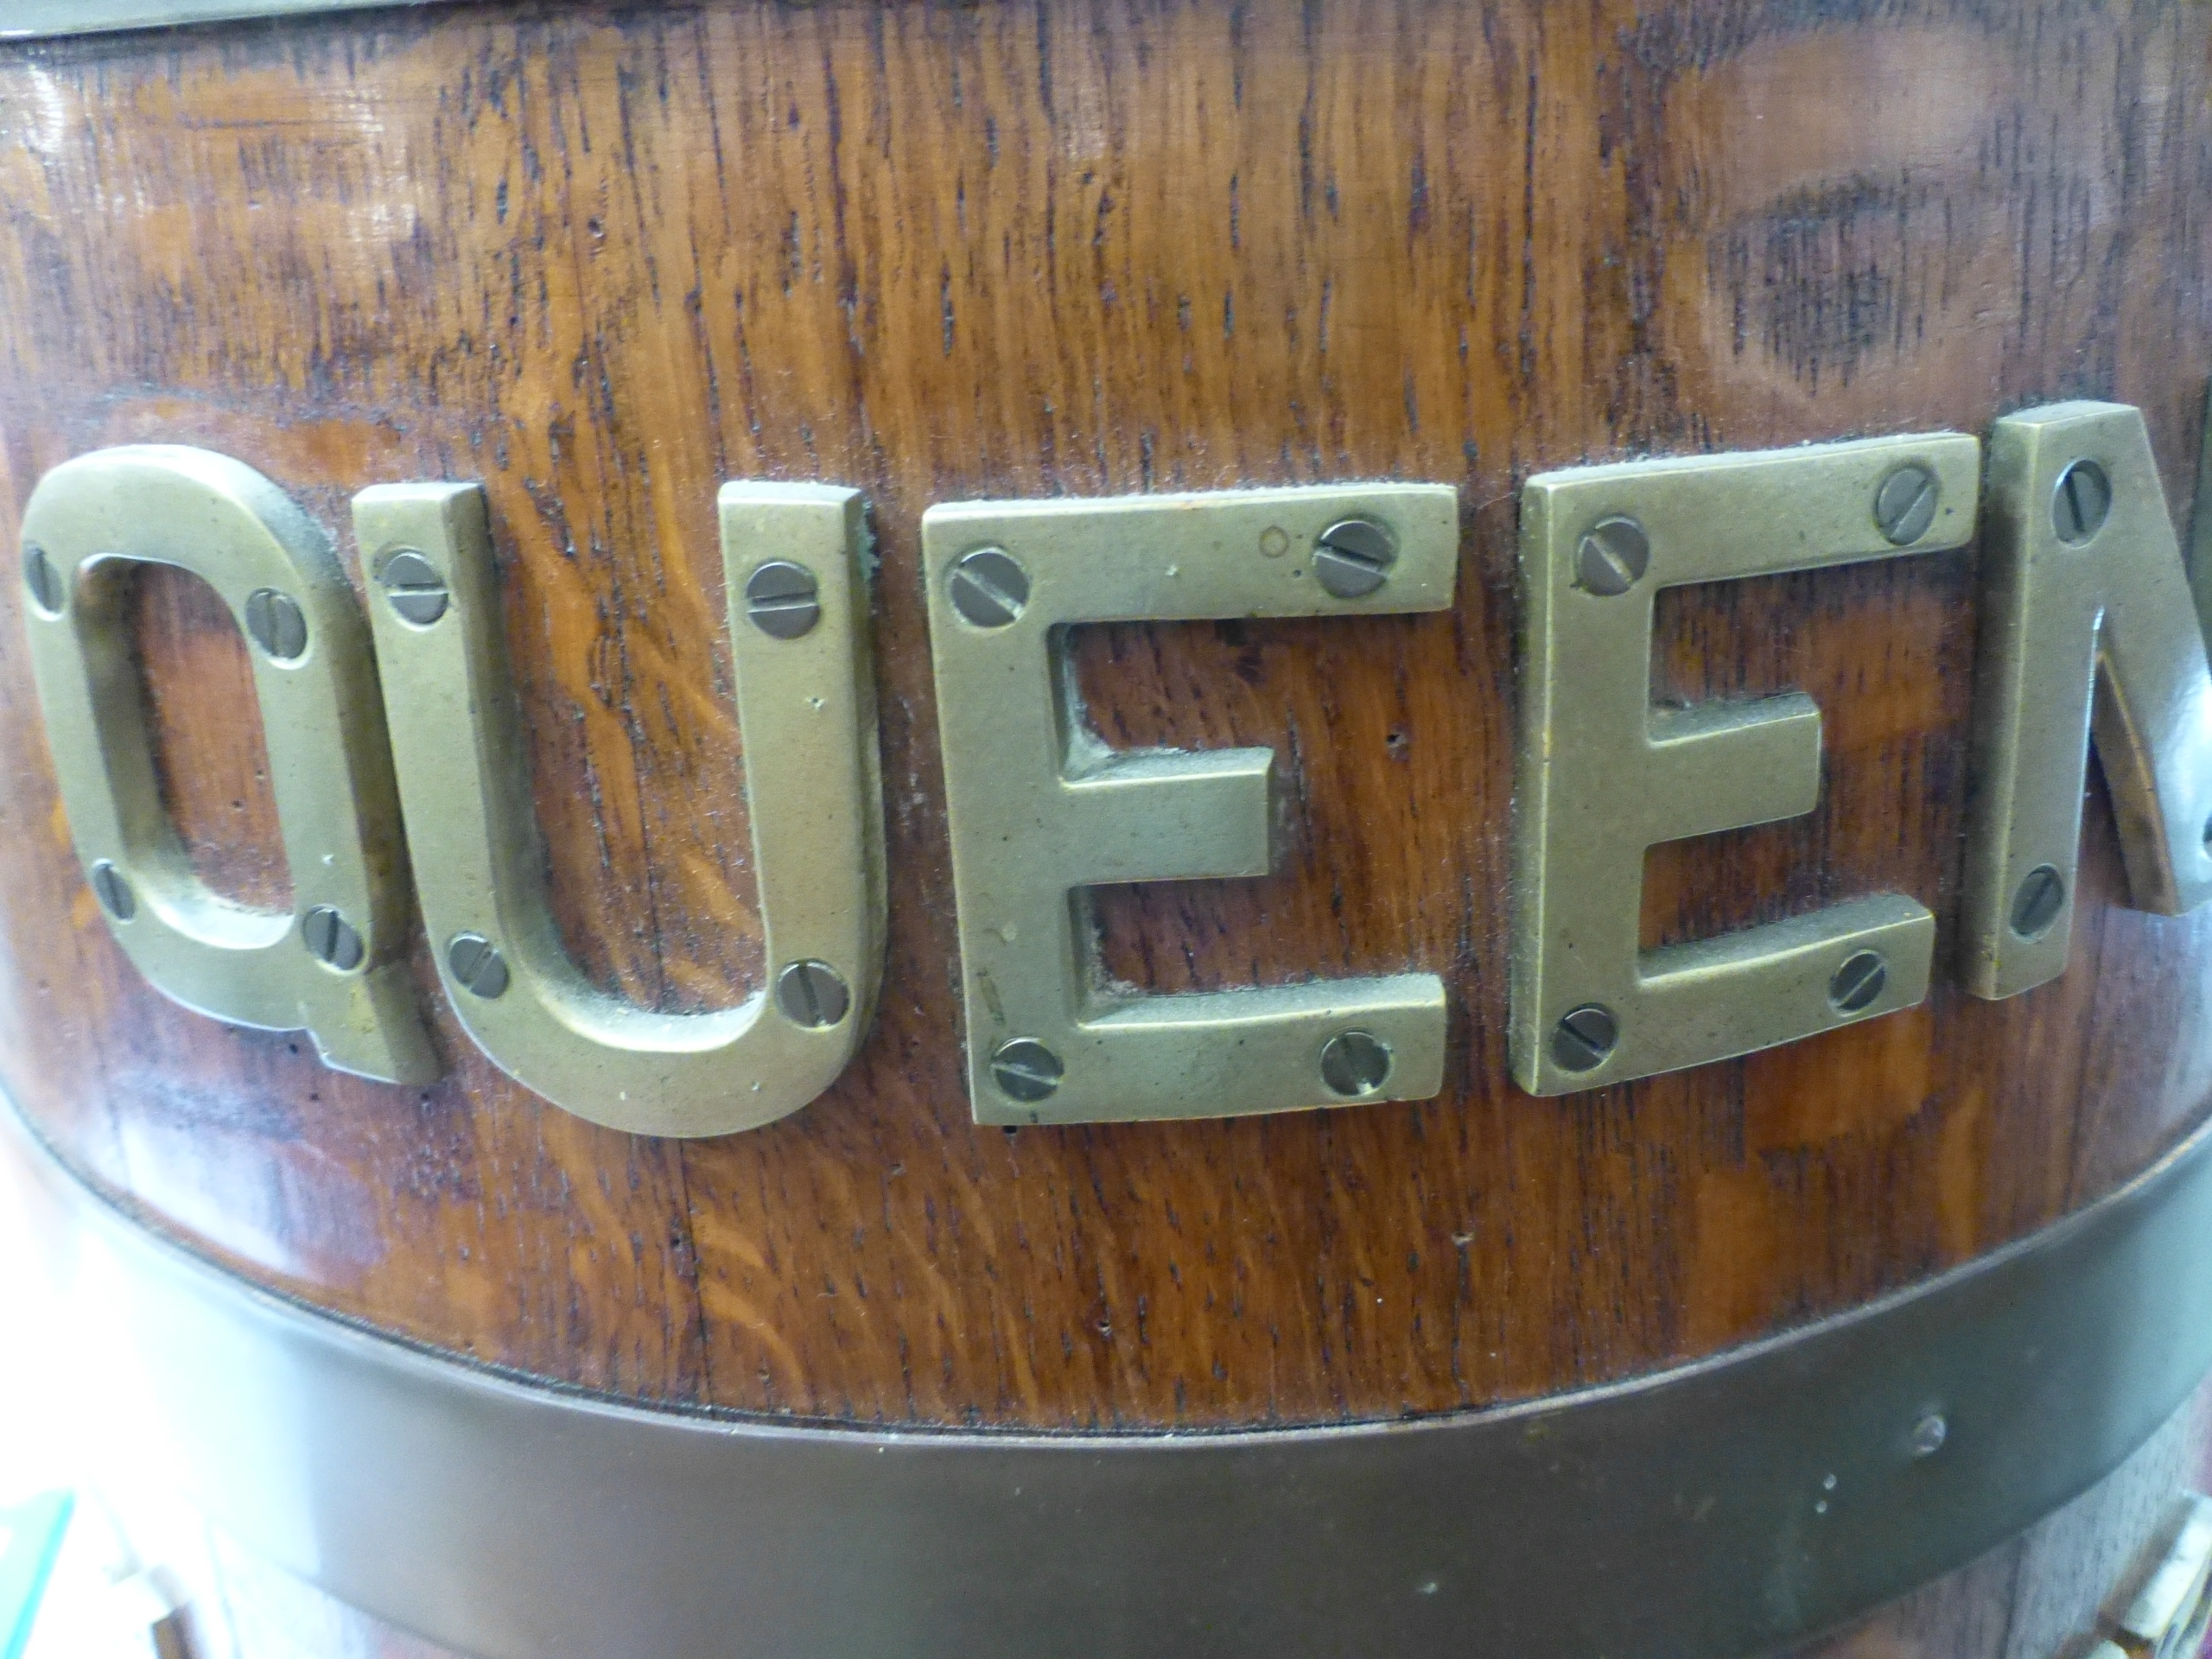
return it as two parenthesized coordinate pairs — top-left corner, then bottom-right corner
(11, 1093), (2212, 1659)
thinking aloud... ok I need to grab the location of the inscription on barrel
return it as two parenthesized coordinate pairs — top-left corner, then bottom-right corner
(16, 400), (2212, 1135)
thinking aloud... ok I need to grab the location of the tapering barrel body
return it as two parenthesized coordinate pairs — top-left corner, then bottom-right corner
(3, 3), (2212, 1655)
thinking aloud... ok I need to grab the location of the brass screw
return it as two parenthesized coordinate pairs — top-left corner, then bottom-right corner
(1552, 1003), (1619, 1072)
(89, 860), (135, 921)
(22, 543), (63, 616)
(1828, 950), (1888, 1014)
(775, 959), (851, 1027)
(1874, 464), (1941, 545)
(1319, 1030), (1392, 1096)
(990, 1037), (1063, 1102)
(1313, 519), (1397, 599)
(302, 905), (365, 971)
(948, 547), (1031, 628)
(745, 561), (821, 639)
(1575, 518), (1649, 595)
(448, 932), (510, 1000)
(2011, 864), (2066, 941)
(378, 549), (450, 626)
(245, 588), (309, 663)
(2053, 459), (2112, 545)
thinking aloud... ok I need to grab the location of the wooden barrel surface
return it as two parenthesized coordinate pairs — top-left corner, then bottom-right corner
(4, 1), (2212, 1651)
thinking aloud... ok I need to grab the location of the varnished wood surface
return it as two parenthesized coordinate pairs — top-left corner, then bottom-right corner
(1, 0), (2210, 1433)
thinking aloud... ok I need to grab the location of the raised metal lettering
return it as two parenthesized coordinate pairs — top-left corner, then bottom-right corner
(923, 486), (1456, 1126)
(19, 446), (434, 1084)
(1961, 401), (2212, 999)
(356, 481), (885, 1137)
(1510, 434), (1981, 1095)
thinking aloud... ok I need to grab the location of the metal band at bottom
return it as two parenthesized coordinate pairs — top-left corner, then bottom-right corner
(8, 1101), (2212, 1659)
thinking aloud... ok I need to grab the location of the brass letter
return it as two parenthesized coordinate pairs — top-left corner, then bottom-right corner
(923, 486), (1456, 1126)
(1961, 402), (2212, 998)
(19, 446), (434, 1084)
(1511, 434), (1981, 1095)
(357, 482), (885, 1137)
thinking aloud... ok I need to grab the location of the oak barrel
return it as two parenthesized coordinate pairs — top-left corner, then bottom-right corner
(3, 2), (2212, 1654)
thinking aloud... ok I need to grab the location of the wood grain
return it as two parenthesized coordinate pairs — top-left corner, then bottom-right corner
(0, 0), (2208, 1436)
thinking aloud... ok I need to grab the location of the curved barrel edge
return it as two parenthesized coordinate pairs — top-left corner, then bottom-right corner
(5, 1092), (2211, 1659)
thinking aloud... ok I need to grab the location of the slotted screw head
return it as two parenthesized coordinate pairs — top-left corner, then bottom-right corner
(302, 905), (365, 971)
(2011, 864), (2067, 941)
(1910, 1413), (1948, 1458)
(745, 561), (821, 639)
(1313, 518), (1397, 600)
(948, 547), (1031, 628)
(1552, 1003), (1619, 1073)
(1874, 464), (1941, 546)
(378, 549), (450, 626)
(22, 543), (63, 616)
(244, 588), (309, 663)
(990, 1037), (1063, 1103)
(447, 932), (510, 1000)
(1319, 1030), (1393, 1096)
(776, 959), (851, 1028)
(89, 860), (135, 921)
(1828, 949), (1888, 1014)
(1575, 518), (1649, 595)
(2053, 459), (2112, 545)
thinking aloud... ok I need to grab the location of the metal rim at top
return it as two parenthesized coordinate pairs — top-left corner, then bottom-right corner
(9, 1094), (2212, 1659)
(0, 0), (445, 41)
